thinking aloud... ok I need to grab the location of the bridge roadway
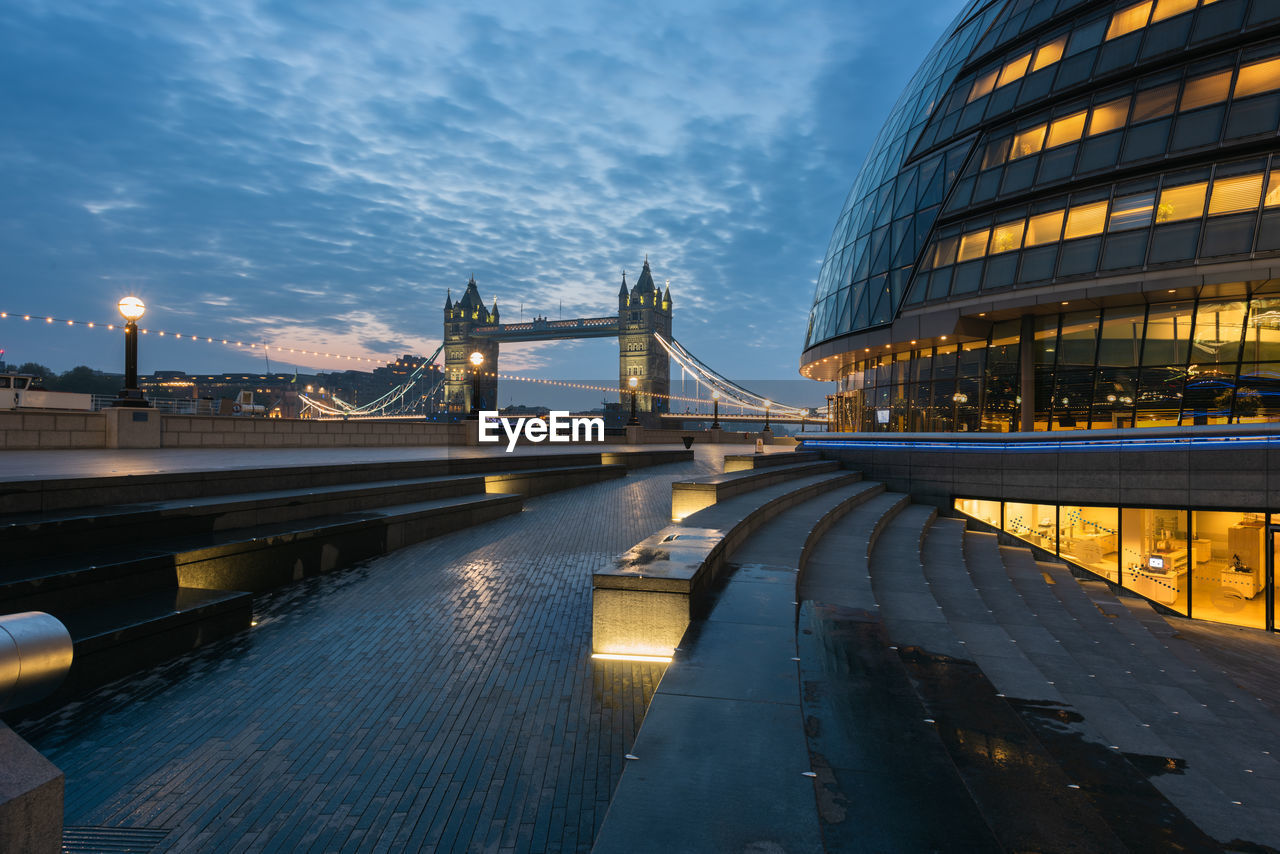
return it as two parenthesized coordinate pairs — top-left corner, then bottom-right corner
(9, 443), (723, 853)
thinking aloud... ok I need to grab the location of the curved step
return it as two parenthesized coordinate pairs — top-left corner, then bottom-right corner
(920, 519), (1063, 705)
(593, 471), (862, 658)
(994, 545), (1280, 847)
(797, 491), (909, 610)
(593, 480), (885, 853)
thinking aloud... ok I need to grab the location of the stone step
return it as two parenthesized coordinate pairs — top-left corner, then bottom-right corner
(0, 463), (623, 559)
(804, 509), (1124, 853)
(958, 534), (1230, 850)
(921, 520), (1063, 705)
(722, 449), (821, 472)
(0, 448), (691, 514)
(993, 546), (1280, 845)
(798, 492), (910, 611)
(592, 476), (881, 852)
(1, 492), (524, 610)
(593, 471), (863, 658)
(12, 586), (253, 718)
(670, 460), (842, 520)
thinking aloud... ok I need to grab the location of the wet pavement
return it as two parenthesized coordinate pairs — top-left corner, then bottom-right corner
(12, 449), (721, 853)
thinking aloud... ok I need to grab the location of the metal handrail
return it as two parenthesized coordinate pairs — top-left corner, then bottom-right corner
(0, 612), (73, 712)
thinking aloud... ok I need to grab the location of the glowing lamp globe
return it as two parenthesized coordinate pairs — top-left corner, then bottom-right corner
(627, 376), (638, 389)
(469, 351), (484, 367)
(117, 296), (146, 322)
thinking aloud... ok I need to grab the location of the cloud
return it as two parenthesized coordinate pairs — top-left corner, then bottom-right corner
(0, 0), (966, 387)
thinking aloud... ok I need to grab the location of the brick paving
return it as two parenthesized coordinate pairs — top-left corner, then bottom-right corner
(14, 449), (721, 853)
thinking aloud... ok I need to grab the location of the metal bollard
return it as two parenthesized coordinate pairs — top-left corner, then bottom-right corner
(0, 612), (73, 712)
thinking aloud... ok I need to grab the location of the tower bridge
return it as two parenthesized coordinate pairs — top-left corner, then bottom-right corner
(444, 259), (672, 420)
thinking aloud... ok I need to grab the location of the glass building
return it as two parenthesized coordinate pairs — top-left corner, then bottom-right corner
(802, 0), (1280, 632)
(802, 0), (1280, 434)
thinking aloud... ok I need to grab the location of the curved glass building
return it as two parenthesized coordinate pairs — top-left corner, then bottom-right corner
(803, 0), (1280, 433)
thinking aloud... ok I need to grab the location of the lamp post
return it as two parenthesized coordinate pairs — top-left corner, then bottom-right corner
(711, 391), (721, 429)
(115, 296), (148, 407)
(762, 400), (772, 432)
(468, 351), (485, 418)
(627, 375), (639, 425)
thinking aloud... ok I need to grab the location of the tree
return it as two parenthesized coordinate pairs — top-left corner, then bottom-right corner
(55, 366), (122, 396)
(15, 362), (55, 386)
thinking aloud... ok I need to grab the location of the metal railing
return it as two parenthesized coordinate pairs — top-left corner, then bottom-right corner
(90, 395), (219, 415)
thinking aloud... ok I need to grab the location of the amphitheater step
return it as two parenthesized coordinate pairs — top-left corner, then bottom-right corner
(798, 491), (910, 610)
(592, 478), (881, 853)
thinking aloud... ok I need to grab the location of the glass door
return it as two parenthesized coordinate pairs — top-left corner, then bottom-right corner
(1271, 528), (1280, 631)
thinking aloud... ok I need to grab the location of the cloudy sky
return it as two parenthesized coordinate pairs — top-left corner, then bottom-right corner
(0, 0), (961, 384)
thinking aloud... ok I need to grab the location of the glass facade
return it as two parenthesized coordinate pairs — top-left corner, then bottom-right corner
(956, 498), (1273, 630)
(828, 289), (1280, 432)
(805, 0), (1280, 399)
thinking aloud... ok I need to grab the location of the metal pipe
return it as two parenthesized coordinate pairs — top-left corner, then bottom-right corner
(0, 612), (73, 712)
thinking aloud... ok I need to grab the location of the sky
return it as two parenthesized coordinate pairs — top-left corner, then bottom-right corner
(0, 0), (963, 387)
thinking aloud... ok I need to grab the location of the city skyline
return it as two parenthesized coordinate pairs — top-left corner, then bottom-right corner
(0, 0), (963, 379)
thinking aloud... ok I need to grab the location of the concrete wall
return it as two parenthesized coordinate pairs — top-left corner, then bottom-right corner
(0, 411), (107, 449)
(0, 410), (467, 449)
(801, 426), (1280, 512)
(160, 415), (465, 448)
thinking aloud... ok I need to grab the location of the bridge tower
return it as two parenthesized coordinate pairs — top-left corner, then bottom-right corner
(443, 277), (499, 414)
(617, 258), (671, 420)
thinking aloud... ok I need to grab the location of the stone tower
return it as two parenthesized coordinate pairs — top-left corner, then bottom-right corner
(443, 277), (499, 414)
(617, 258), (672, 421)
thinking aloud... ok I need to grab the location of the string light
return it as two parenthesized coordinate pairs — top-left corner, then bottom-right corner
(0, 310), (397, 365)
(3, 307), (815, 416)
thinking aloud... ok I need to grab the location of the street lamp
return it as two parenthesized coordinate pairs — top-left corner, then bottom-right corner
(469, 351), (485, 417)
(762, 399), (772, 432)
(711, 390), (721, 429)
(115, 296), (148, 407)
(627, 375), (639, 425)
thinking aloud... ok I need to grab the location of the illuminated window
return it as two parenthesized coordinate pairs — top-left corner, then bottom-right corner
(1088, 97), (1130, 135)
(957, 229), (991, 262)
(1046, 111), (1087, 148)
(1235, 57), (1280, 99)
(982, 137), (1012, 170)
(1150, 0), (1196, 21)
(931, 236), (959, 268)
(1156, 182), (1208, 222)
(1132, 84), (1178, 122)
(990, 220), (1026, 253)
(1010, 124), (1047, 160)
(1064, 201), (1109, 239)
(1180, 70), (1231, 110)
(1032, 37), (1066, 72)
(1208, 173), (1263, 215)
(998, 52), (1032, 88)
(1109, 193), (1156, 231)
(1106, 1), (1152, 40)
(1265, 171), (1280, 208)
(969, 69), (999, 102)
(1025, 210), (1065, 246)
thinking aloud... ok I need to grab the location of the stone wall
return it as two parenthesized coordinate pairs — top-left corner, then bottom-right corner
(160, 415), (465, 448)
(0, 411), (107, 449)
(0, 410), (466, 449)
(801, 426), (1280, 512)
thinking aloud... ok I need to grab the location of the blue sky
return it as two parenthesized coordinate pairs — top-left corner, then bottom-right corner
(0, 0), (961, 382)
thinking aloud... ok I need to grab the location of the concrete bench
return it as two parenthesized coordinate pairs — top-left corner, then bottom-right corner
(592, 471), (859, 658)
(669, 460), (839, 521)
(722, 449), (820, 472)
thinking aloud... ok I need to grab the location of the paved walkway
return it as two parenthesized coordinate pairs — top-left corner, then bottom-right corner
(14, 449), (721, 852)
